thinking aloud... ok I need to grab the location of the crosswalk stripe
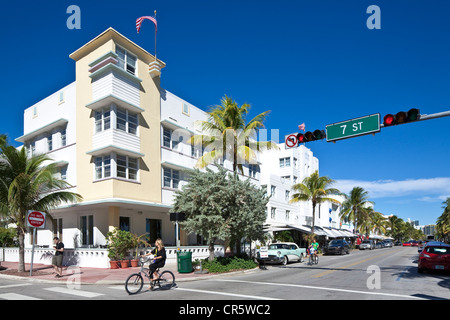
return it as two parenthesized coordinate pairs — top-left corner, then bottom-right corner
(0, 293), (42, 300)
(0, 283), (32, 290)
(44, 287), (104, 298)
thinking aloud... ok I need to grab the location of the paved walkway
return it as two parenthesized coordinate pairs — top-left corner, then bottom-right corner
(0, 261), (231, 285)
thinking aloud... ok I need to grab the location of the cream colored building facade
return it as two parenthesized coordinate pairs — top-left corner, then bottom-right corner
(14, 28), (344, 257)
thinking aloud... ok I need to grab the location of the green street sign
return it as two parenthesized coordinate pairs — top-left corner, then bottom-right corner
(326, 114), (380, 142)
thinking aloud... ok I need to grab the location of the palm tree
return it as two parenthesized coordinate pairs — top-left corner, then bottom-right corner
(0, 145), (82, 272)
(290, 170), (341, 234)
(386, 215), (403, 240)
(436, 197), (450, 242)
(339, 187), (373, 235)
(190, 95), (278, 174)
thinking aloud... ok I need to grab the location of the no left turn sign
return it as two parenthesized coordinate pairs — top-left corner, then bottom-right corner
(285, 134), (298, 149)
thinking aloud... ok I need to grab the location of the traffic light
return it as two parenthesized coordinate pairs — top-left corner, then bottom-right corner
(383, 108), (420, 127)
(297, 129), (326, 143)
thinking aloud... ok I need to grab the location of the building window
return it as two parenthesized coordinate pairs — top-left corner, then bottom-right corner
(279, 157), (290, 168)
(281, 176), (290, 183)
(95, 108), (111, 133)
(270, 185), (276, 197)
(117, 155), (138, 181)
(58, 91), (65, 104)
(61, 129), (67, 147)
(47, 133), (53, 152)
(285, 190), (290, 201)
(116, 107), (138, 135)
(271, 207), (276, 219)
(116, 46), (137, 76)
(163, 168), (180, 189)
(162, 127), (182, 150)
(286, 210), (290, 221)
(80, 215), (93, 246)
(95, 156), (111, 180)
(182, 103), (190, 116)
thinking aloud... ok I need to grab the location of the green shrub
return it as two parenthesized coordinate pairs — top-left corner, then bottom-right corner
(201, 256), (258, 273)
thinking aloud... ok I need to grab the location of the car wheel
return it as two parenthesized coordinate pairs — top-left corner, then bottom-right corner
(282, 256), (288, 265)
(299, 254), (304, 263)
(418, 267), (424, 274)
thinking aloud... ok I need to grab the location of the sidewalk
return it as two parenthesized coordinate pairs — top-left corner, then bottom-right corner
(0, 261), (238, 285)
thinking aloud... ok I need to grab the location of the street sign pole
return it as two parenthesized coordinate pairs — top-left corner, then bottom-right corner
(26, 211), (46, 277)
(30, 228), (36, 277)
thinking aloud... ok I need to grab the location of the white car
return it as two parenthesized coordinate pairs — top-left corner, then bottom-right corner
(264, 242), (307, 265)
(359, 240), (374, 250)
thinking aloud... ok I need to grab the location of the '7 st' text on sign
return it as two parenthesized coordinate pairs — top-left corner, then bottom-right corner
(326, 114), (380, 142)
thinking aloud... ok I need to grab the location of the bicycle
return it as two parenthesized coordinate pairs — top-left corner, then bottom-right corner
(125, 257), (176, 295)
(308, 250), (319, 265)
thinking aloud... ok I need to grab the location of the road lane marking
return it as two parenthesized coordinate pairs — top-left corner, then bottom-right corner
(44, 286), (104, 298)
(0, 283), (32, 290)
(312, 251), (394, 278)
(217, 279), (424, 300)
(0, 293), (42, 300)
(175, 287), (281, 300)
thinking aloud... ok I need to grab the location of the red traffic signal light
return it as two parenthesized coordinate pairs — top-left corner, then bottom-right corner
(297, 130), (326, 143)
(383, 108), (420, 127)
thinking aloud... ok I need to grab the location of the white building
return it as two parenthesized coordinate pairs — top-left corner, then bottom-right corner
(3, 28), (349, 267)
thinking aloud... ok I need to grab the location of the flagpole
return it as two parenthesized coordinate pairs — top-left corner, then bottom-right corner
(154, 10), (157, 62)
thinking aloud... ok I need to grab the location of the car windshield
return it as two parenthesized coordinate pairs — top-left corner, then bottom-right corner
(269, 244), (285, 250)
(425, 246), (450, 255)
(329, 240), (343, 245)
(361, 240), (371, 244)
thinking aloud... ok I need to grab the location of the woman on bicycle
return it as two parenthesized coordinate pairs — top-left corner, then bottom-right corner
(141, 238), (166, 281)
(309, 238), (319, 259)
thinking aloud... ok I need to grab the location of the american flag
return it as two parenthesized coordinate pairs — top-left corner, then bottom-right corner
(136, 16), (157, 34)
(298, 123), (305, 131)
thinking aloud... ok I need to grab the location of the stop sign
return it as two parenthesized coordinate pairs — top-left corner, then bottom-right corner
(27, 211), (46, 229)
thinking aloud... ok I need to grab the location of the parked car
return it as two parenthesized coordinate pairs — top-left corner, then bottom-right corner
(410, 240), (419, 247)
(359, 240), (374, 250)
(264, 242), (306, 265)
(324, 239), (350, 255)
(403, 241), (412, 247)
(418, 241), (450, 273)
(394, 241), (402, 246)
(382, 240), (393, 248)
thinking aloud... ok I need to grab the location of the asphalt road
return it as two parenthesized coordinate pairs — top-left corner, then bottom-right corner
(0, 247), (448, 303)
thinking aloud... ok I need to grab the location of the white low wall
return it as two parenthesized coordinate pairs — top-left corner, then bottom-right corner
(0, 246), (225, 269)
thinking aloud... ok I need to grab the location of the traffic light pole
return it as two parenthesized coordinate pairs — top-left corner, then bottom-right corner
(380, 110), (450, 128)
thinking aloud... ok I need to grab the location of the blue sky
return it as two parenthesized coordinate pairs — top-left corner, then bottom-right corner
(0, 0), (449, 225)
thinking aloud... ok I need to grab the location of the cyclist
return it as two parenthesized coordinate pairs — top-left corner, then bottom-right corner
(141, 238), (166, 284)
(309, 238), (319, 262)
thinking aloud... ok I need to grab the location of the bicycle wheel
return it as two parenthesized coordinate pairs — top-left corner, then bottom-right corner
(315, 255), (319, 265)
(125, 273), (144, 295)
(158, 271), (175, 290)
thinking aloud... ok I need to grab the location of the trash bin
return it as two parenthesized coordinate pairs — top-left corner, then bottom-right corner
(177, 251), (193, 273)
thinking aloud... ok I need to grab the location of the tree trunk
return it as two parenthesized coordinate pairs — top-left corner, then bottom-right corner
(18, 228), (25, 273)
(311, 203), (316, 235)
(208, 240), (215, 261)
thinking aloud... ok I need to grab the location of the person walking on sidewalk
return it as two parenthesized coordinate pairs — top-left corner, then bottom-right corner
(52, 237), (64, 278)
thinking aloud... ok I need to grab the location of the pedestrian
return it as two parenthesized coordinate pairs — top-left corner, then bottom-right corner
(52, 237), (64, 278)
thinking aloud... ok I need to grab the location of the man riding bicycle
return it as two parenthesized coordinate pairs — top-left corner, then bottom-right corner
(309, 239), (319, 258)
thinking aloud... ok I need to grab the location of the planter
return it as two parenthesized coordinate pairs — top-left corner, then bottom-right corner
(120, 260), (129, 268)
(109, 260), (119, 269)
(130, 259), (139, 267)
